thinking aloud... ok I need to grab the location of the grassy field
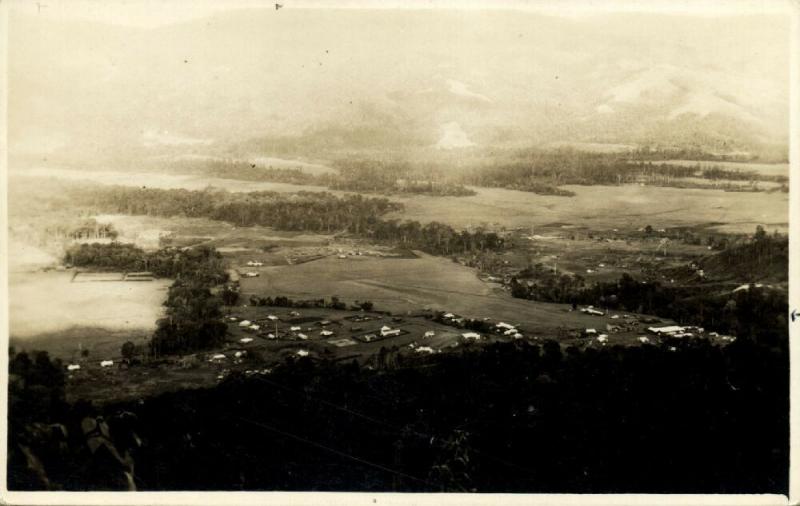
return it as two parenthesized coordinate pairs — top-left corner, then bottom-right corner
(236, 252), (659, 334)
(389, 184), (788, 234)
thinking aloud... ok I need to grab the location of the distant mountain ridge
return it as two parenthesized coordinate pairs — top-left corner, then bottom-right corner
(8, 8), (790, 162)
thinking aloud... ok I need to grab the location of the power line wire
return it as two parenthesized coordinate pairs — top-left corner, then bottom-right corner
(247, 373), (538, 476)
(233, 414), (436, 488)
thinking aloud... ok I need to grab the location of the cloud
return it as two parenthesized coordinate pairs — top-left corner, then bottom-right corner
(436, 122), (475, 149)
(142, 130), (212, 147)
(595, 104), (614, 114)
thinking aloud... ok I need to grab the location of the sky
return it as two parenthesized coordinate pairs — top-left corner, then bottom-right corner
(10, 0), (796, 28)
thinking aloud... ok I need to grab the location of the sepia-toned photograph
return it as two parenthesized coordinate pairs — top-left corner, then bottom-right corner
(2, 0), (796, 502)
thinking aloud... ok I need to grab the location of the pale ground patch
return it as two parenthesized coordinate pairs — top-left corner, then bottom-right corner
(9, 270), (171, 338)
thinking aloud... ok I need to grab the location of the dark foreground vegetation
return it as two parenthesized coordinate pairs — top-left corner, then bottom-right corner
(8, 333), (788, 493)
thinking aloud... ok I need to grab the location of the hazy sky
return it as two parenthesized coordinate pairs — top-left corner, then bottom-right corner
(11, 0), (795, 27)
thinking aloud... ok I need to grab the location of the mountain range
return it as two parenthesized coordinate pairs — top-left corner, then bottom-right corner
(8, 7), (791, 164)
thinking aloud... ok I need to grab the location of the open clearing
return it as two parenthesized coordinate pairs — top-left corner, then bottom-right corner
(9, 270), (170, 338)
(390, 184), (788, 234)
(237, 253), (650, 334)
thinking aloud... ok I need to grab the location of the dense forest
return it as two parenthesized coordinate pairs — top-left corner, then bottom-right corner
(68, 186), (505, 256)
(8, 334), (788, 492)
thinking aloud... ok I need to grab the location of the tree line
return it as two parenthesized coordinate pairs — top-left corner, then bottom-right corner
(329, 153), (788, 195)
(157, 157), (476, 196)
(329, 159), (476, 196)
(155, 152), (788, 198)
(68, 186), (505, 256)
(248, 294), (374, 312)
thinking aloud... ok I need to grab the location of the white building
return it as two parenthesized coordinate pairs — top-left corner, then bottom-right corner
(647, 326), (685, 335)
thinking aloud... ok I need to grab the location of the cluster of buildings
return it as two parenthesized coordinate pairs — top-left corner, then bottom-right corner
(646, 325), (711, 339)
